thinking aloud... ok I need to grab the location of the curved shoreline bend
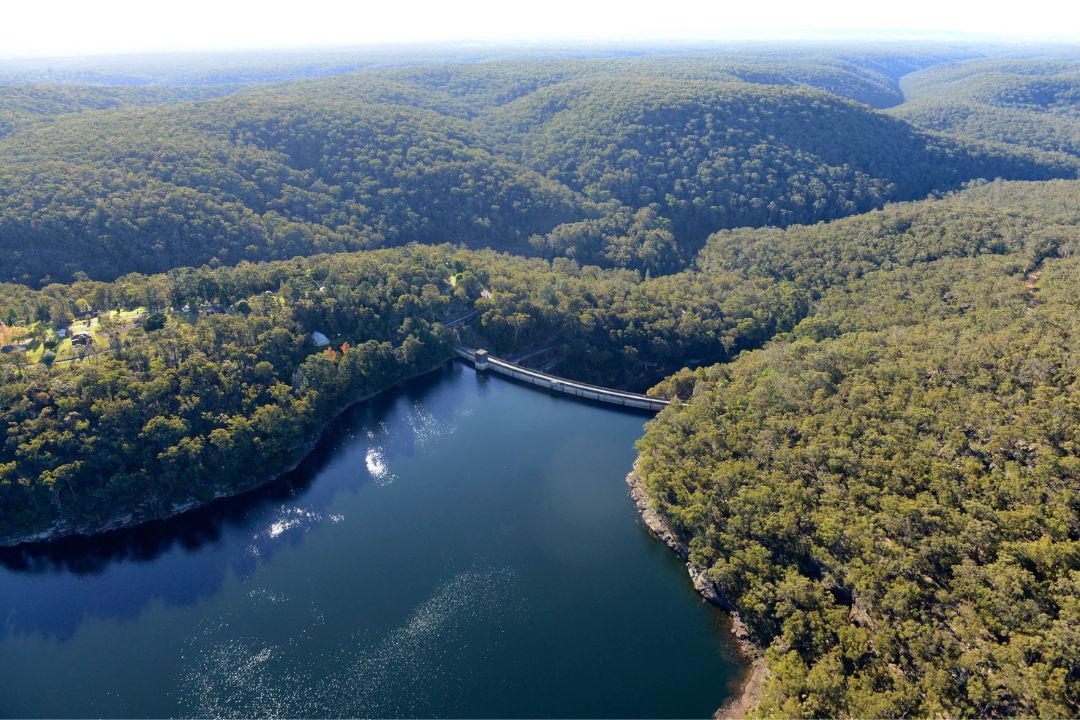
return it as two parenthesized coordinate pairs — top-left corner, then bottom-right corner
(4, 361), (761, 715)
(0, 360), (454, 548)
(626, 465), (766, 719)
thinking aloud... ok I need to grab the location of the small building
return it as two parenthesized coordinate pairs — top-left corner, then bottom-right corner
(57, 328), (67, 338)
(71, 333), (94, 347)
(474, 348), (490, 370)
(310, 331), (330, 348)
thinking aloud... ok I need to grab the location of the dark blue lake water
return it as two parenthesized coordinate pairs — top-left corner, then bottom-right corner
(0, 362), (742, 717)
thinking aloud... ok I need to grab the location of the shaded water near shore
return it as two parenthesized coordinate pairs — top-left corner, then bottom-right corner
(0, 362), (742, 717)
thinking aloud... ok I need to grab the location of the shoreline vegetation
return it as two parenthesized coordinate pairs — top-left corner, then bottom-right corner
(3, 349), (756, 713)
(627, 464), (765, 718)
(633, 242), (1080, 716)
(0, 232), (843, 548)
(2, 179), (1077, 715)
(1, 47), (1078, 717)
(0, 358), (454, 548)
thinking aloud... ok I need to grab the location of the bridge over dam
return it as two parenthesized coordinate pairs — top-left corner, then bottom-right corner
(454, 346), (671, 413)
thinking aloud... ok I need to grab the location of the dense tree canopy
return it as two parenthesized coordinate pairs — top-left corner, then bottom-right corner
(2, 53), (1075, 286)
(892, 58), (1080, 160)
(482, 77), (1074, 243)
(0, 94), (595, 285)
(0, 84), (237, 138)
(638, 180), (1080, 717)
(1, 45), (1079, 718)
(0, 248), (464, 543)
(698, 178), (1080, 295)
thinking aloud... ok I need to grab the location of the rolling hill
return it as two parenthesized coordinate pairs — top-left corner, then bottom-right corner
(484, 77), (1076, 241)
(891, 58), (1080, 159)
(5, 51), (1074, 285)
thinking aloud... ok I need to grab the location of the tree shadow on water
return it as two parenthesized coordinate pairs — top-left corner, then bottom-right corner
(0, 365), (460, 642)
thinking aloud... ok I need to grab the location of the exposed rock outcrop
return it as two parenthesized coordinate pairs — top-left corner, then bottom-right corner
(627, 465), (766, 719)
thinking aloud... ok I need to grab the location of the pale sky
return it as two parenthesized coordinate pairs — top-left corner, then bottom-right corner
(2, 0), (1078, 59)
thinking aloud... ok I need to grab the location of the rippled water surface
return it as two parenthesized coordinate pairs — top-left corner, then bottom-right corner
(0, 363), (742, 717)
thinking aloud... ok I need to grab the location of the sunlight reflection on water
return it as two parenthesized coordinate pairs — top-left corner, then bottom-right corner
(178, 567), (520, 718)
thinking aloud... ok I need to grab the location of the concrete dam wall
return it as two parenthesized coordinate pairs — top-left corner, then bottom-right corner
(455, 347), (670, 413)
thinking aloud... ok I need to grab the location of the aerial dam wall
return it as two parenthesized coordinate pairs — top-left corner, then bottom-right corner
(454, 346), (670, 413)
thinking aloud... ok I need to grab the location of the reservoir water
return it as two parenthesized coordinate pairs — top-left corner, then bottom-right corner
(0, 362), (742, 717)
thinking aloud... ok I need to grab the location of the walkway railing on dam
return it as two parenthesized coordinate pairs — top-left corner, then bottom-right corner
(455, 346), (670, 413)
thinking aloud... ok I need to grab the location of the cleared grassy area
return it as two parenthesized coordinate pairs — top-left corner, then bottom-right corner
(15, 308), (146, 365)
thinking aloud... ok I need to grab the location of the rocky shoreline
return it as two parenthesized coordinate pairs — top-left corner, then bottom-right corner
(0, 359), (453, 548)
(626, 465), (765, 719)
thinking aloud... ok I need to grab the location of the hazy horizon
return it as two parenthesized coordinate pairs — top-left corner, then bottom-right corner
(2, 0), (1078, 61)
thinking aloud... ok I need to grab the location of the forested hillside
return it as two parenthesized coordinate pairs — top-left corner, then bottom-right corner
(2, 51), (1075, 286)
(637, 179), (1080, 717)
(369, 51), (934, 110)
(484, 77), (1073, 243)
(0, 248), (460, 543)
(1, 45), (1079, 718)
(0, 84), (238, 138)
(892, 58), (1080, 159)
(0, 45), (961, 107)
(697, 178), (1080, 293)
(0, 95), (587, 284)
(3, 179), (1077, 549)
(0, 242), (791, 542)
